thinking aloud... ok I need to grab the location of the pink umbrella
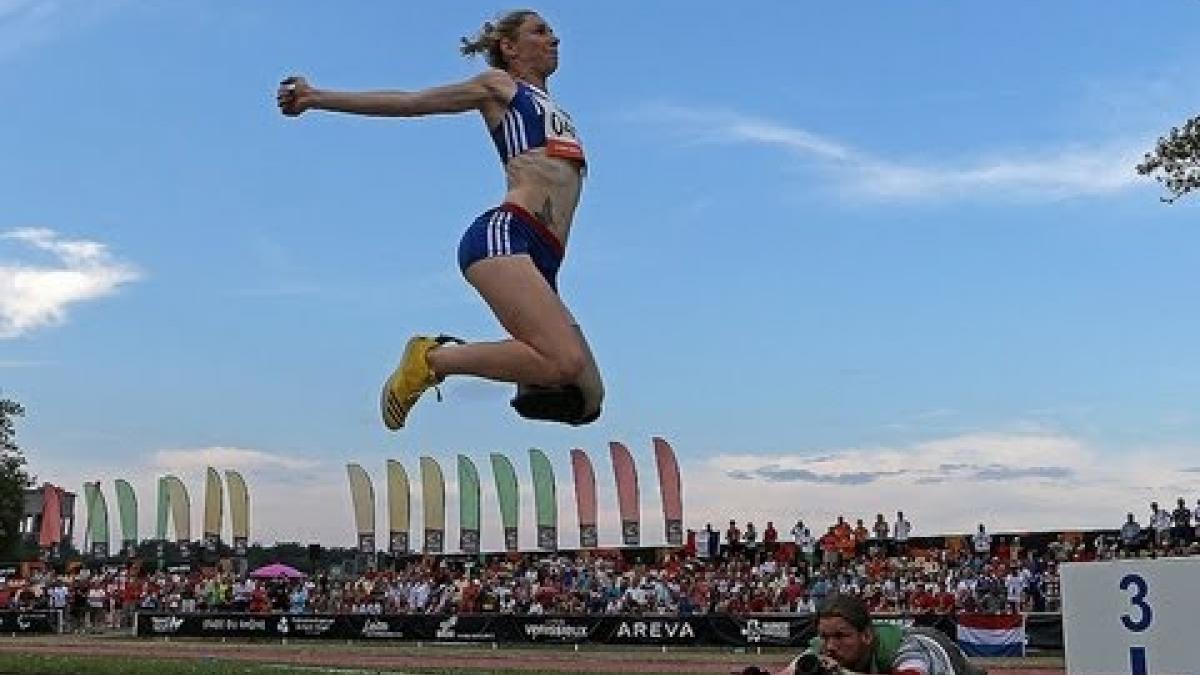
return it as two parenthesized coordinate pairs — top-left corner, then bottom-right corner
(248, 563), (306, 580)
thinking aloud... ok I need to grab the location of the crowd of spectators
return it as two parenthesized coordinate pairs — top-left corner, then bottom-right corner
(1114, 497), (1200, 556)
(694, 511), (1060, 616)
(3, 500), (1196, 631)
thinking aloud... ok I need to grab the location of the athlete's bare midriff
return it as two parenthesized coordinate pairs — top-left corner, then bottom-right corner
(502, 147), (583, 247)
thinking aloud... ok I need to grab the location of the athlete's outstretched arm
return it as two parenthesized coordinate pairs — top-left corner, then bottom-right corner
(277, 69), (511, 118)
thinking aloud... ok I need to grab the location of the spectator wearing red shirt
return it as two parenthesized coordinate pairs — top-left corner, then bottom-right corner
(833, 516), (852, 540)
(866, 557), (886, 581)
(461, 579), (481, 613)
(836, 527), (857, 561)
(122, 579), (141, 612)
(534, 581), (557, 609)
(663, 554), (682, 580)
(995, 538), (1011, 563)
(820, 527), (840, 567)
(784, 576), (805, 610)
(763, 522), (779, 558)
(910, 584), (937, 614)
(748, 589), (768, 613)
(936, 587), (956, 614)
(249, 585), (269, 613)
(691, 579), (711, 613)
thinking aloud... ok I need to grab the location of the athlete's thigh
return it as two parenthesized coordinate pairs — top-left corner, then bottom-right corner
(465, 254), (579, 353)
(574, 325), (604, 408)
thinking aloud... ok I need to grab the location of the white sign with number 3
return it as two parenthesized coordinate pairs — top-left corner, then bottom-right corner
(1062, 557), (1199, 675)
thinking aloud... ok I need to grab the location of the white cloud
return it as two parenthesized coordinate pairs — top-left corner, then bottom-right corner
(687, 432), (1200, 536)
(0, 0), (55, 58)
(642, 104), (1146, 201)
(0, 0), (125, 60)
(0, 228), (141, 338)
(35, 432), (1200, 550)
(152, 446), (319, 472)
(0, 359), (50, 368)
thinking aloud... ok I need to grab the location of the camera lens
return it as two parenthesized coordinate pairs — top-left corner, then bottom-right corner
(795, 653), (827, 675)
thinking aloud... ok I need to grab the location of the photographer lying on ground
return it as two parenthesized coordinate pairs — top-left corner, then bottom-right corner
(775, 595), (985, 675)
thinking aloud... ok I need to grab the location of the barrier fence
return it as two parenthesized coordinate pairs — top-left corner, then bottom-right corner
(134, 612), (1066, 651)
(0, 610), (61, 634)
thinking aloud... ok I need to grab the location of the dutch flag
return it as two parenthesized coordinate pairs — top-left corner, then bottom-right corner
(956, 613), (1026, 657)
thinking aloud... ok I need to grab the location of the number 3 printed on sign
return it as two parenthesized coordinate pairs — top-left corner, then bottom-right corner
(1120, 573), (1152, 632)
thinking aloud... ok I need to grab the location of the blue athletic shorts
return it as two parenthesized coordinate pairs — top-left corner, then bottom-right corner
(457, 202), (565, 291)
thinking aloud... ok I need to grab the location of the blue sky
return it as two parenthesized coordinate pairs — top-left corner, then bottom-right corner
(2, 1), (1198, 549)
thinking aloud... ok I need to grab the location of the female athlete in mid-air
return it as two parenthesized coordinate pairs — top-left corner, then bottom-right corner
(277, 10), (603, 429)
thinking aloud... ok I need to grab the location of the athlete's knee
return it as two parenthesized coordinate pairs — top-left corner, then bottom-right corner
(543, 347), (586, 386)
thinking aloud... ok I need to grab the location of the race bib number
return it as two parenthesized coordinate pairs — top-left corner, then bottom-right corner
(535, 92), (585, 163)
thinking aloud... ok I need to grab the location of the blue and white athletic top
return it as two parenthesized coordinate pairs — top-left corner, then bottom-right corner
(489, 80), (586, 167)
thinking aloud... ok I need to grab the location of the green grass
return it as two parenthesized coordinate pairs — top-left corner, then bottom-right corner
(0, 640), (1064, 674)
(0, 653), (702, 675)
(0, 654), (298, 675)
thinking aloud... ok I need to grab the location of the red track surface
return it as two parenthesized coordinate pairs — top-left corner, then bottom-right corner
(0, 638), (1066, 674)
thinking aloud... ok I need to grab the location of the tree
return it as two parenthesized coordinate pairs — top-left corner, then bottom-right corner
(0, 397), (34, 558)
(1136, 114), (1200, 203)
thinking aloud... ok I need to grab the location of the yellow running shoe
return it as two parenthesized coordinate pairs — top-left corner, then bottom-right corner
(381, 335), (462, 430)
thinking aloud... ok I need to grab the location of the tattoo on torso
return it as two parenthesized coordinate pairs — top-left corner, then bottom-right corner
(536, 197), (555, 229)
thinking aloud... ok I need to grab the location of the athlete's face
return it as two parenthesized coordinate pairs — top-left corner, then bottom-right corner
(504, 14), (560, 76)
(817, 616), (873, 670)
